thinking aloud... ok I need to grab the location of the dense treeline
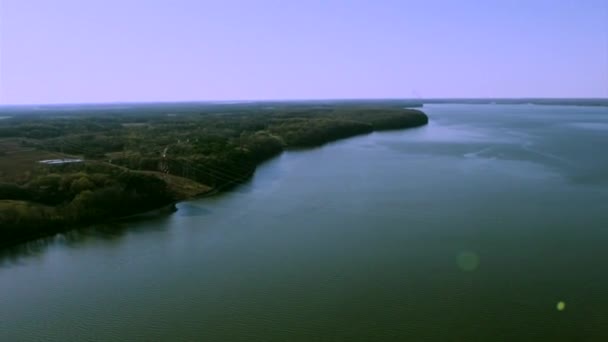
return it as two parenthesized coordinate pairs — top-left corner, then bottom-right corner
(0, 102), (428, 247)
(269, 119), (372, 147)
(0, 166), (174, 246)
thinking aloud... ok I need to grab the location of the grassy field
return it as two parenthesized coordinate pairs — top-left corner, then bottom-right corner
(0, 138), (72, 181)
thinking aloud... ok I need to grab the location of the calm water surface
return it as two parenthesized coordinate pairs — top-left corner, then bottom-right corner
(2, 104), (608, 341)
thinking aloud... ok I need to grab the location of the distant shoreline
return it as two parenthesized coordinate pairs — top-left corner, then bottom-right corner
(419, 99), (608, 107)
(1, 98), (607, 111)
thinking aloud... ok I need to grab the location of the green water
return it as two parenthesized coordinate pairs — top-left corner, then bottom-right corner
(2, 104), (608, 341)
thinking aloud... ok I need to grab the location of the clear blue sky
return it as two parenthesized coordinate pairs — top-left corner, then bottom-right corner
(1, 0), (607, 104)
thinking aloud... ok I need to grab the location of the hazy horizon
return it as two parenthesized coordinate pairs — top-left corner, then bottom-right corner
(1, 0), (607, 104)
(1, 97), (608, 108)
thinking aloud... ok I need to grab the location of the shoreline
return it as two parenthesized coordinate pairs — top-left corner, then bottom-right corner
(0, 118), (428, 250)
(0, 106), (429, 250)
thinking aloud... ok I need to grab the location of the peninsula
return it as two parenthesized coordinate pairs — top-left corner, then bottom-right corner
(0, 101), (428, 248)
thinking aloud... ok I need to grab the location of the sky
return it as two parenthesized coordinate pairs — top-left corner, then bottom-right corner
(0, 0), (607, 104)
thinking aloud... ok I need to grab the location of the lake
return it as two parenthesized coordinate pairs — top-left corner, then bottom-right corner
(2, 104), (608, 341)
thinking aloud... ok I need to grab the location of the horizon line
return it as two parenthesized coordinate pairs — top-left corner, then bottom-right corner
(2, 97), (608, 108)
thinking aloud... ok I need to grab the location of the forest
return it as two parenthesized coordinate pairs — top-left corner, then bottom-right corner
(0, 101), (428, 247)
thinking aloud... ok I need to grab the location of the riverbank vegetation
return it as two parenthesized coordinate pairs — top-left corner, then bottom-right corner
(0, 101), (427, 247)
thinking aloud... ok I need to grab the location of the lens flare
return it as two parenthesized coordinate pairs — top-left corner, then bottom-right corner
(457, 251), (480, 271)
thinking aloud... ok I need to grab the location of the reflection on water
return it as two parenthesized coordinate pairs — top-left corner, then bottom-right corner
(1, 104), (608, 341)
(0, 217), (175, 267)
(402, 120), (502, 143)
(177, 203), (213, 217)
(0, 238), (54, 267)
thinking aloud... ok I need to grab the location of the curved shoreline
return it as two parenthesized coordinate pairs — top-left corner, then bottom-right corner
(1, 109), (428, 249)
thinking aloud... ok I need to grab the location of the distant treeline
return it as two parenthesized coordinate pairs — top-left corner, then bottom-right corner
(0, 102), (427, 248)
(420, 98), (608, 107)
